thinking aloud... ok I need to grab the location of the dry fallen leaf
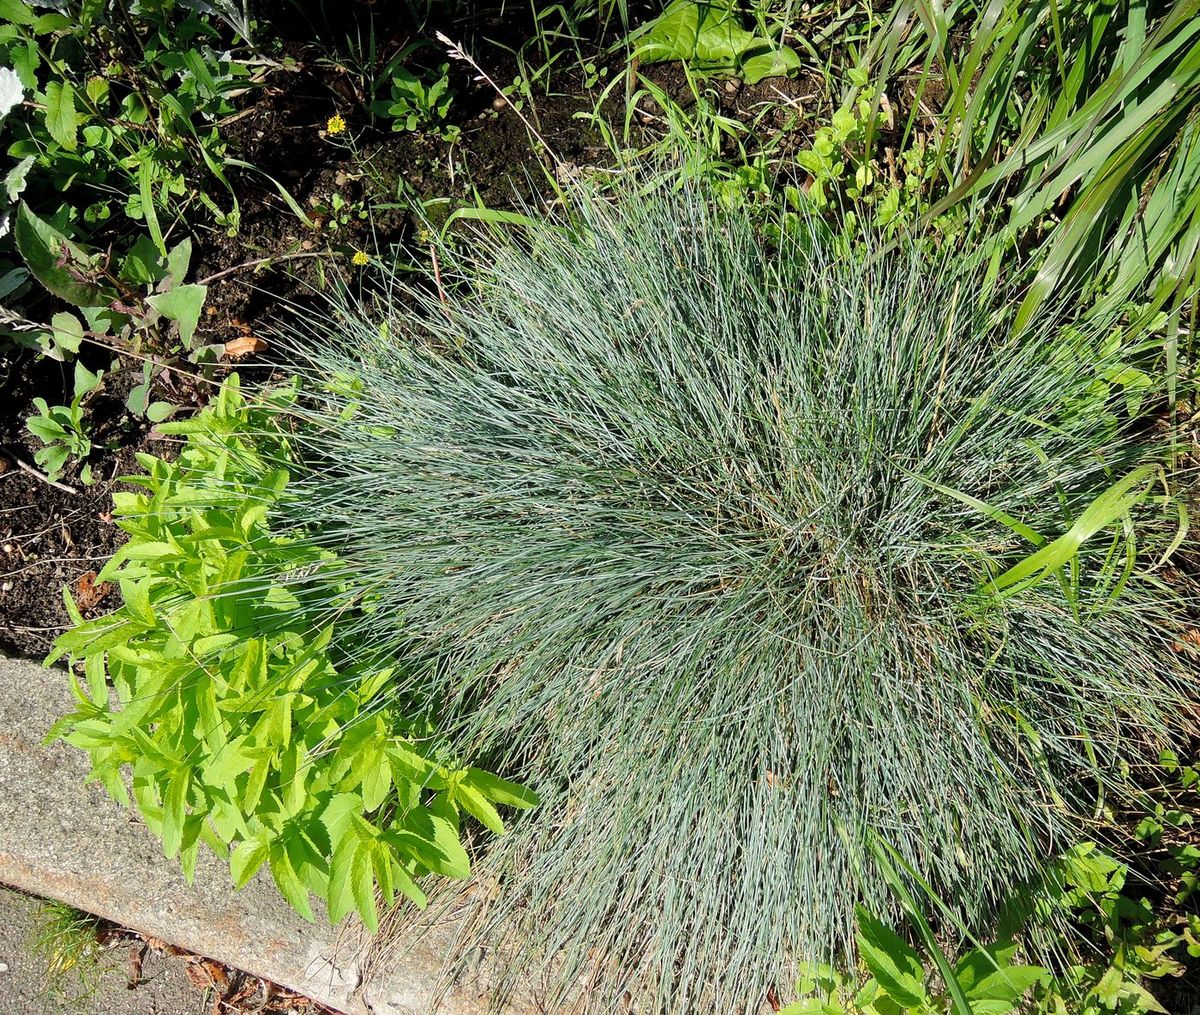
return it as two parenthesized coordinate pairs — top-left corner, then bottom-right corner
(1172, 628), (1200, 652)
(223, 335), (269, 359)
(185, 957), (230, 992)
(144, 936), (187, 957)
(75, 570), (113, 610)
(127, 944), (144, 989)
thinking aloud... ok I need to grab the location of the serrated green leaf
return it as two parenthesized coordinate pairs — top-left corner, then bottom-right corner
(161, 767), (189, 859)
(464, 767), (539, 809)
(84, 75), (108, 105)
(321, 792), (363, 845)
(351, 841), (378, 931)
(193, 632), (240, 657)
(203, 740), (254, 791)
(425, 797), (470, 878)
(118, 578), (155, 627)
(386, 740), (442, 789)
(456, 782), (505, 836)
(121, 540), (181, 561)
(855, 907), (927, 1009)
(268, 843), (315, 921)
(229, 839), (270, 887)
(0, 0), (37, 26)
(44, 79), (78, 150)
(326, 831), (358, 924)
(359, 738), (391, 811)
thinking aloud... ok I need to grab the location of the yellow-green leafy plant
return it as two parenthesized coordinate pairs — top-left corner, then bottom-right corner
(46, 376), (536, 929)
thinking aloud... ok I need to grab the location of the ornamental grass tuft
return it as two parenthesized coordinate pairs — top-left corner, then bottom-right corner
(265, 190), (1199, 1013)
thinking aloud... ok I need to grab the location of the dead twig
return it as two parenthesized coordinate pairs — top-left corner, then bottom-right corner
(4, 453), (79, 494)
(196, 250), (329, 287)
(436, 31), (564, 170)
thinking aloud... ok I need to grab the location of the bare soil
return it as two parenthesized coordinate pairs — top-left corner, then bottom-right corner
(0, 3), (823, 659)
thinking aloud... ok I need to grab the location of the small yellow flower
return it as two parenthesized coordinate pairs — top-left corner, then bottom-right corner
(351, 250), (370, 266)
(326, 113), (346, 135)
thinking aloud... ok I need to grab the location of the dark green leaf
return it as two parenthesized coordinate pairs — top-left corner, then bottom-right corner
(13, 204), (110, 308)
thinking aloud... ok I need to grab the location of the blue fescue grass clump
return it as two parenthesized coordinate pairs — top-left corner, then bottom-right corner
(267, 190), (1198, 1013)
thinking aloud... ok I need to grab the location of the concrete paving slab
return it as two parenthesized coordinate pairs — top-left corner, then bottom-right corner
(0, 885), (204, 1015)
(0, 654), (529, 1015)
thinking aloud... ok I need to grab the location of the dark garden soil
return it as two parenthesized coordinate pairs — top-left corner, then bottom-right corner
(0, 4), (824, 660)
(0, 354), (188, 659)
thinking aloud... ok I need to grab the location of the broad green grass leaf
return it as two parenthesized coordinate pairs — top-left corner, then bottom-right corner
(137, 158), (166, 256)
(987, 466), (1156, 595)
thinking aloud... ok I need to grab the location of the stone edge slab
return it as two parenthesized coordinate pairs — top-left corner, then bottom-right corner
(0, 653), (523, 1015)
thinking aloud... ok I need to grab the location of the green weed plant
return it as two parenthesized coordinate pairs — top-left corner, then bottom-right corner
(46, 376), (536, 929)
